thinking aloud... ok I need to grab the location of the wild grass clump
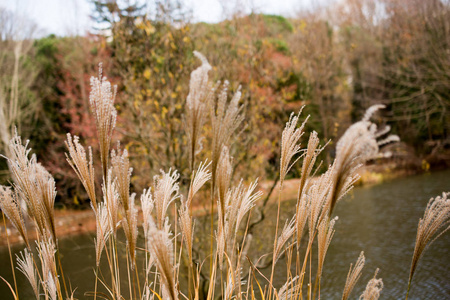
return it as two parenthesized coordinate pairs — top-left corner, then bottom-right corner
(0, 52), (448, 300)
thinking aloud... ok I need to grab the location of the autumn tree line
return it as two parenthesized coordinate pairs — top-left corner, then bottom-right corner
(0, 0), (449, 207)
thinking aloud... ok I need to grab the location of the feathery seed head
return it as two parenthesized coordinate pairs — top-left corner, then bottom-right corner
(342, 251), (365, 300)
(307, 169), (334, 242)
(223, 180), (262, 240)
(0, 185), (29, 247)
(34, 163), (57, 243)
(142, 284), (155, 300)
(153, 168), (180, 229)
(122, 193), (138, 269)
(179, 203), (195, 262)
(187, 51), (212, 110)
(94, 202), (112, 266)
(317, 216), (338, 278)
(187, 160), (211, 207)
(6, 129), (32, 170)
(5, 131), (57, 243)
(111, 143), (132, 211)
(223, 267), (245, 299)
(45, 271), (58, 300)
(141, 187), (154, 238)
(329, 104), (399, 216)
(16, 249), (39, 299)
(186, 51), (214, 170)
(36, 237), (57, 285)
(295, 193), (309, 250)
(362, 104), (385, 122)
(278, 276), (300, 300)
(235, 180), (263, 234)
(275, 217), (296, 263)
(65, 133), (96, 210)
(211, 81), (245, 191)
(280, 108), (308, 185)
(89, 65), (117, 179)
(148, 226), (177, 300)
(103, 169), (120, 236)
(409, 192), (450, 286)
(216, 179), (262, 269)
(360, 269), (383, 300)
(297, 131), (321, 199)
(216, 147), (232, 214)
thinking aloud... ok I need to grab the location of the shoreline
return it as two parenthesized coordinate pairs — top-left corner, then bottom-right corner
(0, 164), (428, 248)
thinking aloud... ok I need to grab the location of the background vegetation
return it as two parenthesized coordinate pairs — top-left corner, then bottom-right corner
(0, 0), (449, 207)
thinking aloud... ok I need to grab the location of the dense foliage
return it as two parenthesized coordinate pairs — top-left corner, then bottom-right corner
(0, 0), (449, 207)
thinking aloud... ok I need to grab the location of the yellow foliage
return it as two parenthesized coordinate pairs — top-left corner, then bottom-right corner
(144, 69), (151, 79)
(422, 160), (430, 172)
(299, 20), (307, 32)
(162, 106), (168, 119)
(144, 22), (156, 35)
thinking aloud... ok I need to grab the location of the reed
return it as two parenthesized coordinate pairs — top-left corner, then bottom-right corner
(342, 251), (365, 300)
(406, 192), (450, 300)
(65, 134), (97, 211)
(0, 51), (447, 300)
(15, 249), (39, 299)
(360, 269), (383, 300)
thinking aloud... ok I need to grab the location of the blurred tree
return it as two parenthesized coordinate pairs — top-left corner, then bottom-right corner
(0, 8), (40, 183)
(91, 0), (198, 191)
(338, 0), (450, 166)
(289, 15), (352, 165)
(30, 34), (112, 206)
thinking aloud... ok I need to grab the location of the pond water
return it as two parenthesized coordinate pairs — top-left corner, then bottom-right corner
(0, 169), (449, 299)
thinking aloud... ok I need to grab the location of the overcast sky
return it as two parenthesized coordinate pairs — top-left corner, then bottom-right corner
(0, 0), (319, 36)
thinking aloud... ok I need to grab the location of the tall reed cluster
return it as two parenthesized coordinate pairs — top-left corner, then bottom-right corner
(0, 53), (448, 300)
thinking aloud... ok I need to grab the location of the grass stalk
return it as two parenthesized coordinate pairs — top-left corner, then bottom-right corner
(2, 212), (18, 299)
(269, 184), (283, 299)
(312, 270), (319, 300)
(134, 261), (141, 297)
(210, 182), (215, 283)
(405, 281), (411, 300)
(94, 265), (99, 300)
(56, 248), (69, 299)
(126, 247), (133, 299)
